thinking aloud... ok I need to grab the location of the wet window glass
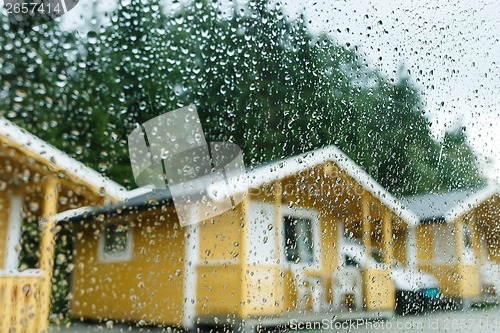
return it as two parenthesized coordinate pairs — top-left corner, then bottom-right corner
(371, 249), (384, 264)
(284, 215), (314, 264)
(102, 223), (129, 255)
(345, 254), (358, 267)
(0, 0), (498, 332)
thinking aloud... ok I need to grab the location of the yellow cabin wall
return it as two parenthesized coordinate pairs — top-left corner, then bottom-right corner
(416, 219), (481, 299)
(70, 207), (185, 326)
(460, 264), (481, 298)
(485, 229), (500, 263)
(198, 207), (243, 263)
(197, 264), (242, 317)
(392, 226), (407, 265)
(243, 265), (282, 317)
(416, 224), (433, 262)
(319, 215), (340, 278)
(70, 161), (402, 324)
(471, 196), (500, 263)
(361, 269), (394, 310)
(196, 203), (246, 317)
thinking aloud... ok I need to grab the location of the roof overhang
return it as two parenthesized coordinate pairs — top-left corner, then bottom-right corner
(207, 145), (420, 226)
(0, 117), (130, 202)
(444, 184), (500, 222)
(54, 186), (165, 223)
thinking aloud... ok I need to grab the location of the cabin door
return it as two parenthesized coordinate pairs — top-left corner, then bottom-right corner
(334, 221), (363, 310)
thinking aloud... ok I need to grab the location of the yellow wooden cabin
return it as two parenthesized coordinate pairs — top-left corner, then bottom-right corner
(402, 185), (500, 306)
(0, 117), (134, 332)
(466, 185), (500, 301)
(66, 145), (420, 330)
(466, 185), (500, 265)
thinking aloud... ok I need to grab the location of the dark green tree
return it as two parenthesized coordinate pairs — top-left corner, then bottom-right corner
(2, 0), (484, 194)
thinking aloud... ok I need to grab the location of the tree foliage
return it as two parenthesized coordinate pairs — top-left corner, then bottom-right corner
(0, 0), (484, 195)
(0, 0), (487, 317)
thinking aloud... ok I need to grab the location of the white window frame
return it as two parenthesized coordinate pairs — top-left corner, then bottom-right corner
(4, 195), (24, 271)
(281, 206), (321, 270)
(431, 223), (456, 264)
(98, 221), (133, 263)
(462, 224), (475, 264)
(183, 209), (199, 330)
(247, 201), (277, 265)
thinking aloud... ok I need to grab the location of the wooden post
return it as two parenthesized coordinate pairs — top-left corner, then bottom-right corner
(469, 212), (483, 265)
(361, 193), (371, 268)
(406, 226), (418, 269)
(337, 220), (345, 268)
(454, 217), (465, 263)
(182, 210), (199, 330)
(238, 196), (249, 319)
(273, 181), (283, 311)
(382, 209), (393, 265)
(274, 182), (282, 263)
(453, 217), (466, 298)
(4, 195), (24, 270)
(37, 178), (58, 332)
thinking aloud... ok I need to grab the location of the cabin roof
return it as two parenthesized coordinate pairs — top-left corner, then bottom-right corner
(444, 184), (499, 221)
(0, 117), (132, 201)
(401, 184), (499, 223)
(207, 145), (420, 225)
(59, 145), (419, 226)
(55, 187), (171, 222)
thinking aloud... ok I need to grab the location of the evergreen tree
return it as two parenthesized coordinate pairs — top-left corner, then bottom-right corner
(1, 0), (485, 193)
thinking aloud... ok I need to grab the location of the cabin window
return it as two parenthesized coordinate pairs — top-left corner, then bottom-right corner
(432, 223), (455, 263)
(345, 255), (359, 267)
(283, 215), (315, 264)
(462, 225), (475, 263)
(463, 225), (473, 249)
(98, 222), (132, 262)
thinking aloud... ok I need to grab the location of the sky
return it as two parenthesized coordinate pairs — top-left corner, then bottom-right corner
(283, 0), (500, 182)
(1, 0), (498, 182)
